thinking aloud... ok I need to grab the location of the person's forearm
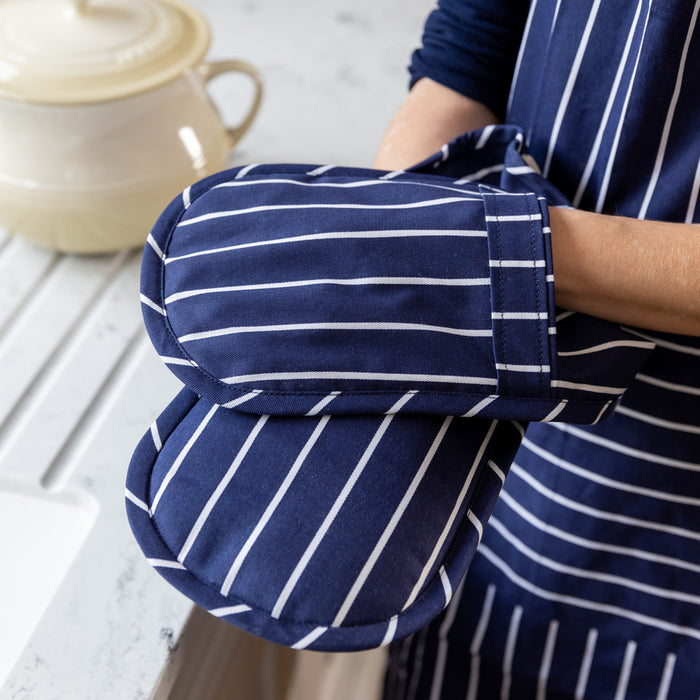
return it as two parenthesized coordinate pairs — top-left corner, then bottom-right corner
(549, 206), (700, 336)
(373, 78), (499, 171)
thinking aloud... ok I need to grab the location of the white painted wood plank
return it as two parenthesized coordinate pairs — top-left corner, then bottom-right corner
(0, 251), (132, 429)
(0, 253), (142, 482)
(0, 237), (58, 332)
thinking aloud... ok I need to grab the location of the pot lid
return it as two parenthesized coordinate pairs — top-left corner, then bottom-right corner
(0, 0), (210, 104)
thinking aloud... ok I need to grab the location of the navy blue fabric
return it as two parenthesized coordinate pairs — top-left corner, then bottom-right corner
(409, 0), (530, 119)
(391, 1), (700, 698)
(139, 127), (650, 423)
(127, 389), (522, 650)
(126, 126), (655, 653)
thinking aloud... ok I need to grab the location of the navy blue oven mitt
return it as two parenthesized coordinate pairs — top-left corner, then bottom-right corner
(125, 125), (654, 652)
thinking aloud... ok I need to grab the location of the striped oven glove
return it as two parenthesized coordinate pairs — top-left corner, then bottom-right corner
(126, 125), (654, 652)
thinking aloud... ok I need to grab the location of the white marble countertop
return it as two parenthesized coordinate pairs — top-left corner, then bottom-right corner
(0, 1), (431, 697)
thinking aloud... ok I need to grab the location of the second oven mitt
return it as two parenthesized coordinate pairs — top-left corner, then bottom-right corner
(126, 125), (655, 651)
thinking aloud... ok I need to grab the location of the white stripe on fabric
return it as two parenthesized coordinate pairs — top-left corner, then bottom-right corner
(140, 293), (166, 315)
(332, 417), (454, 627)
(475, 124), (496, 149)
(464, 583), (497, 700)
(499, 488), (700, 576)
(150, 421), (162, 452)
(556, 309), (577, 322)
(480, 188), (524, 196)
(179, 322), (493, 343)
(558, 339), (655, 356)
(572, 1), (644, 207)
(511, 463), (700, 543)
(536, 620), (559, 700)
(403, 421), (498, 610)
(147, 558), (186, 570)
(164, 276), (491, 303)
(505, 165), (537, 175)
(685, 156), (700, 223)
(235, 163), (260, 179)
(484, 213), (542, 222)
(552, 423), (700, 471)
(209, 604), (252, 617)
(385, 390), (418, 415)
(462, 396), (497, 418)
(468, 510), (483, 542)
(381, 615), (400, 646)
(164, 228), (488, 264)
(478, 545), (700, 641)
(182, 186), (191, 209)
(489, 516), (700, 606)
(495, 363), (550, 373)
(623, 328), (700, 356)
(489, 259), (546, 268)
(379, 170), (406, 180)
(507, 0), (537, 114)
(615, 404), (700, 435)
(488, 459), (506, 484)
(500, 605), (523, 700)
(220, 371), (498, 388)
(454, 163), (505, 184)
(542, 0), (603, 177)
(160, 355), (197, 367)
(125, 488), (149, 513)
(220, 416), (331, 597)
(150, 404), (219, 515)
(542, 400), (567, 422)
(220, 390), (263, 409)
(592, 401), (613, 425)
(306, 164), (335, 176)
(179, 415), (269, 565)
(574, 628), (598, 700)
(613, 641), (637, 700)
(550, 0), (562, 35)
(492, 311), (548, 320)
(271, 413), (396, 619)
(656, 654), (677, 700)
(146, 233), (165, 259)
(177, 197), (479, 227)
(306, 391), (341, 416)
(425, 581), (466, 700)
(638, 0), (700, 219)
(550, 379), (625, 395)
(511, 421), (526, 438)
(291, 626), (327, 649)
(636, 373), (700, 397)
(596, 1), (653, 213)
(439, 566), (452, 608)
(521, 436), (700, 504)
(215, 175), (487, 198)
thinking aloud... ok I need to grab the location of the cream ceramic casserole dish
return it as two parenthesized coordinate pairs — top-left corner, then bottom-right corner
(0, 0), (262, 252)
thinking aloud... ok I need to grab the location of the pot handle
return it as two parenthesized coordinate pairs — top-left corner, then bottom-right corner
(200, 60), (264, 149)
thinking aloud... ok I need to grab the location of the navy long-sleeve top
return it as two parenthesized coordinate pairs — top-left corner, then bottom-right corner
(385, 2), (700, 699)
